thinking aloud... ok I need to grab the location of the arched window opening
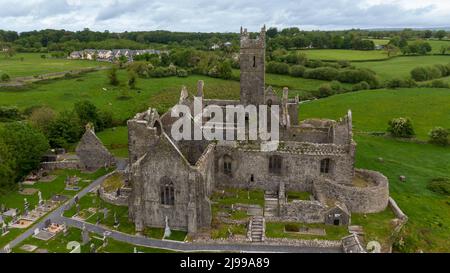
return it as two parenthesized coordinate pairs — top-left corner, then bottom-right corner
(223, 155), (232, 175)
(160, 177), (175, 206)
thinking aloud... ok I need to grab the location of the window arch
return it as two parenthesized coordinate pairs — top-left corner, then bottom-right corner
(320, 158), (332, 174)
(223, 155), (233, 175)
(160, 177), (174, 206)
(269, 155), (282, 174)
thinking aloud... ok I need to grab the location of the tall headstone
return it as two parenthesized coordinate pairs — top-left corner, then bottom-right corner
(23, 198), (29, 216)
(81, 224), (89, 245)
(163, 216), (171, 239)
(38, 191), (43, 206)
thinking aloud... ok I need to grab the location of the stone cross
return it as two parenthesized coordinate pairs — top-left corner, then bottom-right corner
(113, 212), (119, 228)
(103, 208), (108, 220)
(163, 216), (171, 239)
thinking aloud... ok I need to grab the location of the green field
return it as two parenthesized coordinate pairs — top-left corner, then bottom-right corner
(0, 70), (240, 121)
(355, 55), (450, 81)
(97, 127), (129, 158)
(0, 53), (107, 78)
(299, 88), (450, 139)
(299, 49), (388, 61)
(369, 39), (390, 46)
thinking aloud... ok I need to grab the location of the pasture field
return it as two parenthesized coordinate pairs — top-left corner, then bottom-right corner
(369, 39), (390, 46)
(298, 49), (388, 61)
(0, 53), (107, 78)
(299, 88), (450, 139)
(0, 70), (240, 121)
(355, 55), (450, 80)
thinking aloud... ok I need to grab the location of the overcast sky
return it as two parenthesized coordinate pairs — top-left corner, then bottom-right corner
(0, 0), (449, 33)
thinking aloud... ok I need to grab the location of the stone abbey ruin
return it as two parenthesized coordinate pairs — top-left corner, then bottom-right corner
(124, 26), (390, 235)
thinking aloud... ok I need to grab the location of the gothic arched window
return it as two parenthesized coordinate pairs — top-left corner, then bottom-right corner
(223, 155), (232, 175)
(160, 177), (174, 206)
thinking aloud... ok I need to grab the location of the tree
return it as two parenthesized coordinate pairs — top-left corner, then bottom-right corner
(128, 70), (137, 89)
(108, 66), (120, 86)
(47, 111), (83, 148)
(0, 139), (15, 191)
(423, 30), (433, 39)
(28, 106), (56, 134)
(384, 44), (399, 57)
(74, 100), (99, 128)
(266, 27), (278, 38)
(435, 30), (447, 40)
(0, 122), (49, 181)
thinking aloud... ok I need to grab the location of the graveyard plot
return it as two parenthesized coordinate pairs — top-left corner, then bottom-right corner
(144, 227), (188, 242)
(0, 168), (111, 248)
(13, 227), (176, 253)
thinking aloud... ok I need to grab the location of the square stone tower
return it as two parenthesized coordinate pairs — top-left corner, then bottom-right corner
(240, 26), (266, 105)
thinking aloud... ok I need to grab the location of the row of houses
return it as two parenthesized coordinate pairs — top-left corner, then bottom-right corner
(68, 49), (168, 62)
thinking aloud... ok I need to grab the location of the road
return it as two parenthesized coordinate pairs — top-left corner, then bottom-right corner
(2, 158), (342, 253)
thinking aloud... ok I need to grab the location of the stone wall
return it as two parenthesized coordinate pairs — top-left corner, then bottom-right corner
(314, 169), (389, 213)
(269, 200), (326, 223)
(40, 160), (81, 171)
(214, 141), (354, 192)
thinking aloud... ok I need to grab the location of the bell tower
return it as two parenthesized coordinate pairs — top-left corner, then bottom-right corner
(240, 26), (266, 105)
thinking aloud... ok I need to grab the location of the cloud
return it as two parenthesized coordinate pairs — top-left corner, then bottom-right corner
(0, 0), (449, 32)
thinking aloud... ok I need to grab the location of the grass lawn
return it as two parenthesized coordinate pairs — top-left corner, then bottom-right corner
(286, 191), (311, 202)
(298, 49), (388, 61)
(0, 168), (111, 248)
(369, 39), (390, 46)
(12, 227), (175, 253)
(299, 88), (450, 139)
(265, 222), (349, 241)
(0, 53), (107, 78)
(211, 188), (265, 207)
(355, 55), (450, 80)
(97, 127), (129, 158)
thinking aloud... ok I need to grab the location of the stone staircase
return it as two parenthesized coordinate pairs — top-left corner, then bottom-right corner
(248, 216), (265, 242)
(264, 191), (279, 217)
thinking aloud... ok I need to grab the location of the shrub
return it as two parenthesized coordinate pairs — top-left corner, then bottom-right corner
(285, 52), (307, 65)
(0, 106), (21, 121)
(411, 64), (448, 81)
(330, 80), (343, 93)
(428, 127), (449, 146)
(289, 65), (306, 77)
(431, 79), (449, 88)
(338, 60), (351, 68)
(338, 68), (380, 87)
(176, 69), (188, 77)
(427, 178), (450, 196)
(317, 83), (335, 98)
(352, 81), (371, 91)
(304, 67), (339, 81)
(1, 73), (10, 82)
(305, 59), (323, 68)
(386, 78), (417, 89)
(387, 117), (415, 138)
(266, 61), (290, 74)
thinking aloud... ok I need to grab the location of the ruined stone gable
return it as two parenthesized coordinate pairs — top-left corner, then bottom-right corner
(76, 124), (116, 171)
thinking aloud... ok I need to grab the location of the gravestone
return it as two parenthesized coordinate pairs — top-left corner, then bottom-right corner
(90, 243), (96, 253)
(23, 198), (29, 216)
(3, 244), (11, 253)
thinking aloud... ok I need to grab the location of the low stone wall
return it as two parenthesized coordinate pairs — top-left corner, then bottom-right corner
(314, 169), (389, 213)
(40, 160), (82, 171)
(192, 237), (342, 249)
(388, 197), (408, 221)
(271, 200), (325, 223)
